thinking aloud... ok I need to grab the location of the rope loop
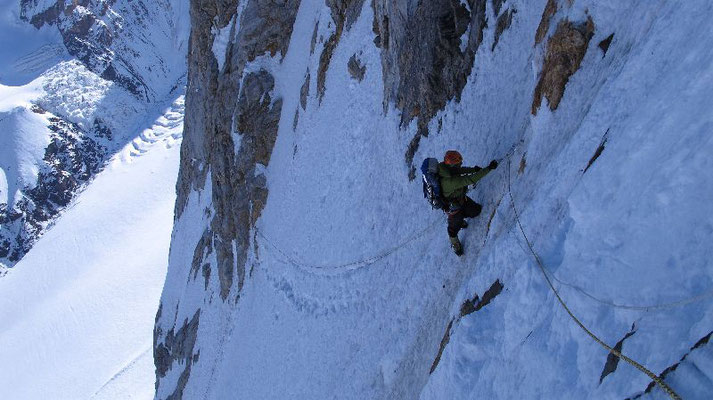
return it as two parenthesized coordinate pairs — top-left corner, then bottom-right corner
(255, 217), (441, 273)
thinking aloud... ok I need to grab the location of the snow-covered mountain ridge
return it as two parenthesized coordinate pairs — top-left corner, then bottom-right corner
(0, 0), (188, 268)
(155, 0), (713, 399)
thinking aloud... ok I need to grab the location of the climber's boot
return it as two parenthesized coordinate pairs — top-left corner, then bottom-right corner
(450, 236), (464, 256)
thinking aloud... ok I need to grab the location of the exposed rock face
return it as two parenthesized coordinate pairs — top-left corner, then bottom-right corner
(534, 0), (557, 45)
(155, 0), (300, 395)
(431, 280), (504, 374)
(600, 325), (637, 384)
(300, 71), (310, 109)
(531, 17), (595, 114)
(371, 0), (488, 178)
(212, 69), (282, 299)
(628, 331), (713, 399)
(20, 0), (186, 100)
(598, 33), (614, 57)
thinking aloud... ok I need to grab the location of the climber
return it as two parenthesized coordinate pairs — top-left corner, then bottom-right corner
(439, 150), (498, 256)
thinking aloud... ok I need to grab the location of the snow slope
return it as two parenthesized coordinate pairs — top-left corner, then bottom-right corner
(0, 1), (67, 85)
(157, 0), (713, 399)
(0, 96), (183, 400)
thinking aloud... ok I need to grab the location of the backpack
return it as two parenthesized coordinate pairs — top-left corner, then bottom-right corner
(421, 158), (447, 211)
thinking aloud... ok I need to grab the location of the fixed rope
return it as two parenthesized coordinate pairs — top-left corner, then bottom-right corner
(498, 141), (713, 312)
(550, 272), (713, 312)
(255, 217), (441, 273)
(506, 159), (681, 400)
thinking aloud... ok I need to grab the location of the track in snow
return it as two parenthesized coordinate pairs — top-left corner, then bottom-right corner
(120, 95), (184, 162)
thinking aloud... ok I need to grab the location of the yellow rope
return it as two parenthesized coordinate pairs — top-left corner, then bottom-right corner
(506, 160), (681, 400)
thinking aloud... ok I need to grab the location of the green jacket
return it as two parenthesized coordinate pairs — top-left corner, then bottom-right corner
(437, 162), (491, 202)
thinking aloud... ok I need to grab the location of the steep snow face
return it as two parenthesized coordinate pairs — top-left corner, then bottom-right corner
(156, 0), (713, 399)
(0, 0), (189, 267)
(20, 0), (189, 100)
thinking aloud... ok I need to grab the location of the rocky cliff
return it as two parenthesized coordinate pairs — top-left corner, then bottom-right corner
(155, 0), (713, 398)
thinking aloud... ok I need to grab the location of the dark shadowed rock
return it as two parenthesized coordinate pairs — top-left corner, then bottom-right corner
(627, 331), (713, 399)
(600, 325), (636, 384)
(153, 310), (201, 398)
(432, 280), (504, 375)
(372, 0), (488, 177)
(493, 8), (515, 51)
(492, 0), (506, 16)
(598, 33), (614, 57)
(300, 71), (310, 109)
(317, 0), (366, 101)
(430, 320), (453, 374)
(310, 21), (320, 55)
(348, 54), (366, 81)
(190, 228), (214, 282)
(459, 280), (504, 318)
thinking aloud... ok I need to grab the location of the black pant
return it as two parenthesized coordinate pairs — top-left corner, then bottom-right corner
(447, 196), (482, 237)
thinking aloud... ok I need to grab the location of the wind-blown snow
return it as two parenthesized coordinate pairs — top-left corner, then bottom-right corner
(0, 97), (183, 400)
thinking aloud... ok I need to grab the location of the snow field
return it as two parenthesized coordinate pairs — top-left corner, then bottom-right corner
(0, 96), (184, 400)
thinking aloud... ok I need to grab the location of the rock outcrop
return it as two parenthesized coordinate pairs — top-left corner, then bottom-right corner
(532, 17), (595, 114)
(155, 0), (300, 395)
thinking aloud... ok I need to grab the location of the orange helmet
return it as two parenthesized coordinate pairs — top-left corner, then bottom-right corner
(444, 150), (463, 165)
